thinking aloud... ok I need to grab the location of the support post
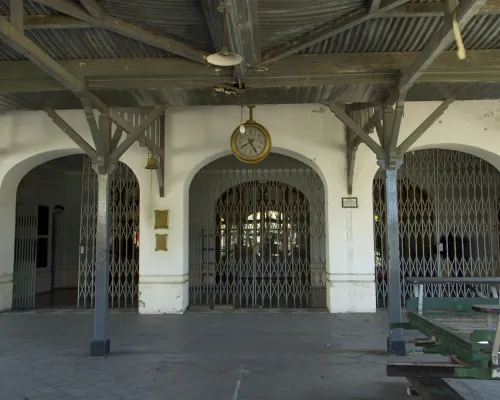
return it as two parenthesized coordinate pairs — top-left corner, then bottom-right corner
(378, 157), (406, 356)
(89, 163), (115, 357)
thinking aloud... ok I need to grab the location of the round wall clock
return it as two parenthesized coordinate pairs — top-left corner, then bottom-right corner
(231, 106), (271, 164)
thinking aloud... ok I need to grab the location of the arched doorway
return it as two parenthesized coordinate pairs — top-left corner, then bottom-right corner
(12, 155), (140, 309)
(189, 153), (326, 309)
(373, 149), (500, 308)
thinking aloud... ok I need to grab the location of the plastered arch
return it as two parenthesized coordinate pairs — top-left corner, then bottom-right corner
(184, 148), (331, 275)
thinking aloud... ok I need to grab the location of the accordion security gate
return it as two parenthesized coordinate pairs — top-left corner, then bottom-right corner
(78, 156), (140, 308)
(189, 153), (327, 309)
(373, 149), (500, 308)
(12, 169), (39, 309)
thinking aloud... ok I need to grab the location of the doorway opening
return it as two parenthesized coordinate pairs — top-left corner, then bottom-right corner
(12, 155), (140, 310)
(189, 153), (326, 309)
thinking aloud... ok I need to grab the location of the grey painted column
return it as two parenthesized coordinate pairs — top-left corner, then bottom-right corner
(378, 158), (406, 356)
(90, 164), (115, 357)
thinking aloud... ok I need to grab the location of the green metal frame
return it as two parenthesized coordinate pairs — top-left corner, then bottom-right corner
(407, 297), (499, 311)
(404, 311), (495, 379)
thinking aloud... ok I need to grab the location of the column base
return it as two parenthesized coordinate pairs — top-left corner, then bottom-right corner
(387, 336), (406, 356)
(0, 276), (13, 312)
(326, 274), (376, 313)
(90, 338), (110, 358)
(139, 275), (188, 314)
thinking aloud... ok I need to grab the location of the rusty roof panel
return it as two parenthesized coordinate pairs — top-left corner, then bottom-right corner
(99, 0), (214, 52)
(259, 0), (364, 50)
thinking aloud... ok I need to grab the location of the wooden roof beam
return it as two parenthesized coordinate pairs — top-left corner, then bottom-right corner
(78, 0), (105, 21)
(202, 0), (261, 86)
(10, 0), (24, 32)
(0, 15), (165, 160)
(392, 0), (488, 101)
(2, 50), (500, 93)
(32, 0), (209, 64)
(369, 0), (382, 13)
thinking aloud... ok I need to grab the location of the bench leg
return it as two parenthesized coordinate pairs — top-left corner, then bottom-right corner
(418, 284), (424, 315)
(487, 313), (494, 330)
(492, 319), (500, 379)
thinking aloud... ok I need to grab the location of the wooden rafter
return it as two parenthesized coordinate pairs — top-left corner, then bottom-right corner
(78, 0), (105, 21)
(261, 0), (411, 64)
(369, 0), (382, 13)
(202, 0), (261, 84)
(31, 0), (208, 64)
(393, 0), (487, 100)
(0, 15), (165, 161)
(9, 0), (24, 32)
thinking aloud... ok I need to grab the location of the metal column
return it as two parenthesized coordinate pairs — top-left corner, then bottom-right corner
(89, 165), (115, 357)
(379, 159), (406, 356)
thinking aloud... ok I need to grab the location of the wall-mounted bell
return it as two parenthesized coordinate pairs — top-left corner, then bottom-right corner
(145, 156), (158, 170)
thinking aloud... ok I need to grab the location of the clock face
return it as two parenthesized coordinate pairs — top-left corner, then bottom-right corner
(232, 123), (271, 163)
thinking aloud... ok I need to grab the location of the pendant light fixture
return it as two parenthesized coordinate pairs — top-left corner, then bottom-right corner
(207, 5), (243, 67)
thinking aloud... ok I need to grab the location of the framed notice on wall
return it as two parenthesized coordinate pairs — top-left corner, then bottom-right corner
(342, 197), (358, 208)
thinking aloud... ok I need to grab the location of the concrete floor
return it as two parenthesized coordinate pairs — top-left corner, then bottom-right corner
(0, 310), (498, 400)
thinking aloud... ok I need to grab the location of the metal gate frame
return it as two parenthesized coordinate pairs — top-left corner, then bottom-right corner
(78, 156), (140, 308)
(12, 169), (39, 309)
(374, 149), (500, 307)
(189, 153), (327, 309)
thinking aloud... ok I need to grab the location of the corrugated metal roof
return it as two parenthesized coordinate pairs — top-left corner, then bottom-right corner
(0, 28), (173, 61)
(26, 28), (172, 59)
(259, 0), (364, 50)
(0, 0), (56, 15)
(1, 0), (500, 108)
(100, 0), (215, 52)
(300, 14), (500, 54)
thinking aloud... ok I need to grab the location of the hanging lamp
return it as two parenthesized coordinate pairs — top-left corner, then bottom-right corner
(207, 5), (243, 67)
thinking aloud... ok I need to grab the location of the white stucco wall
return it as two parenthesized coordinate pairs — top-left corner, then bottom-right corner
(0, 101), (500, 314)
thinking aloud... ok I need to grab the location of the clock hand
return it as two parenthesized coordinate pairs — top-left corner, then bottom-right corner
(248, 138), (258, 153)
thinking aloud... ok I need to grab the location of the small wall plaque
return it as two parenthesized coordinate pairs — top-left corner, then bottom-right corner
(155, 234), (168, 251)
(342, 197), (358, 208)
(154, 209), (169, 229)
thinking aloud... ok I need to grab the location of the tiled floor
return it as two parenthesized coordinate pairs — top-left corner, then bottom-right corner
(0, 310), (498, 399)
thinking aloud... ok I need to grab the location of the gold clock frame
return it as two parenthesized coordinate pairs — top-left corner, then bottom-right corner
(230, 107), (271, 164)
